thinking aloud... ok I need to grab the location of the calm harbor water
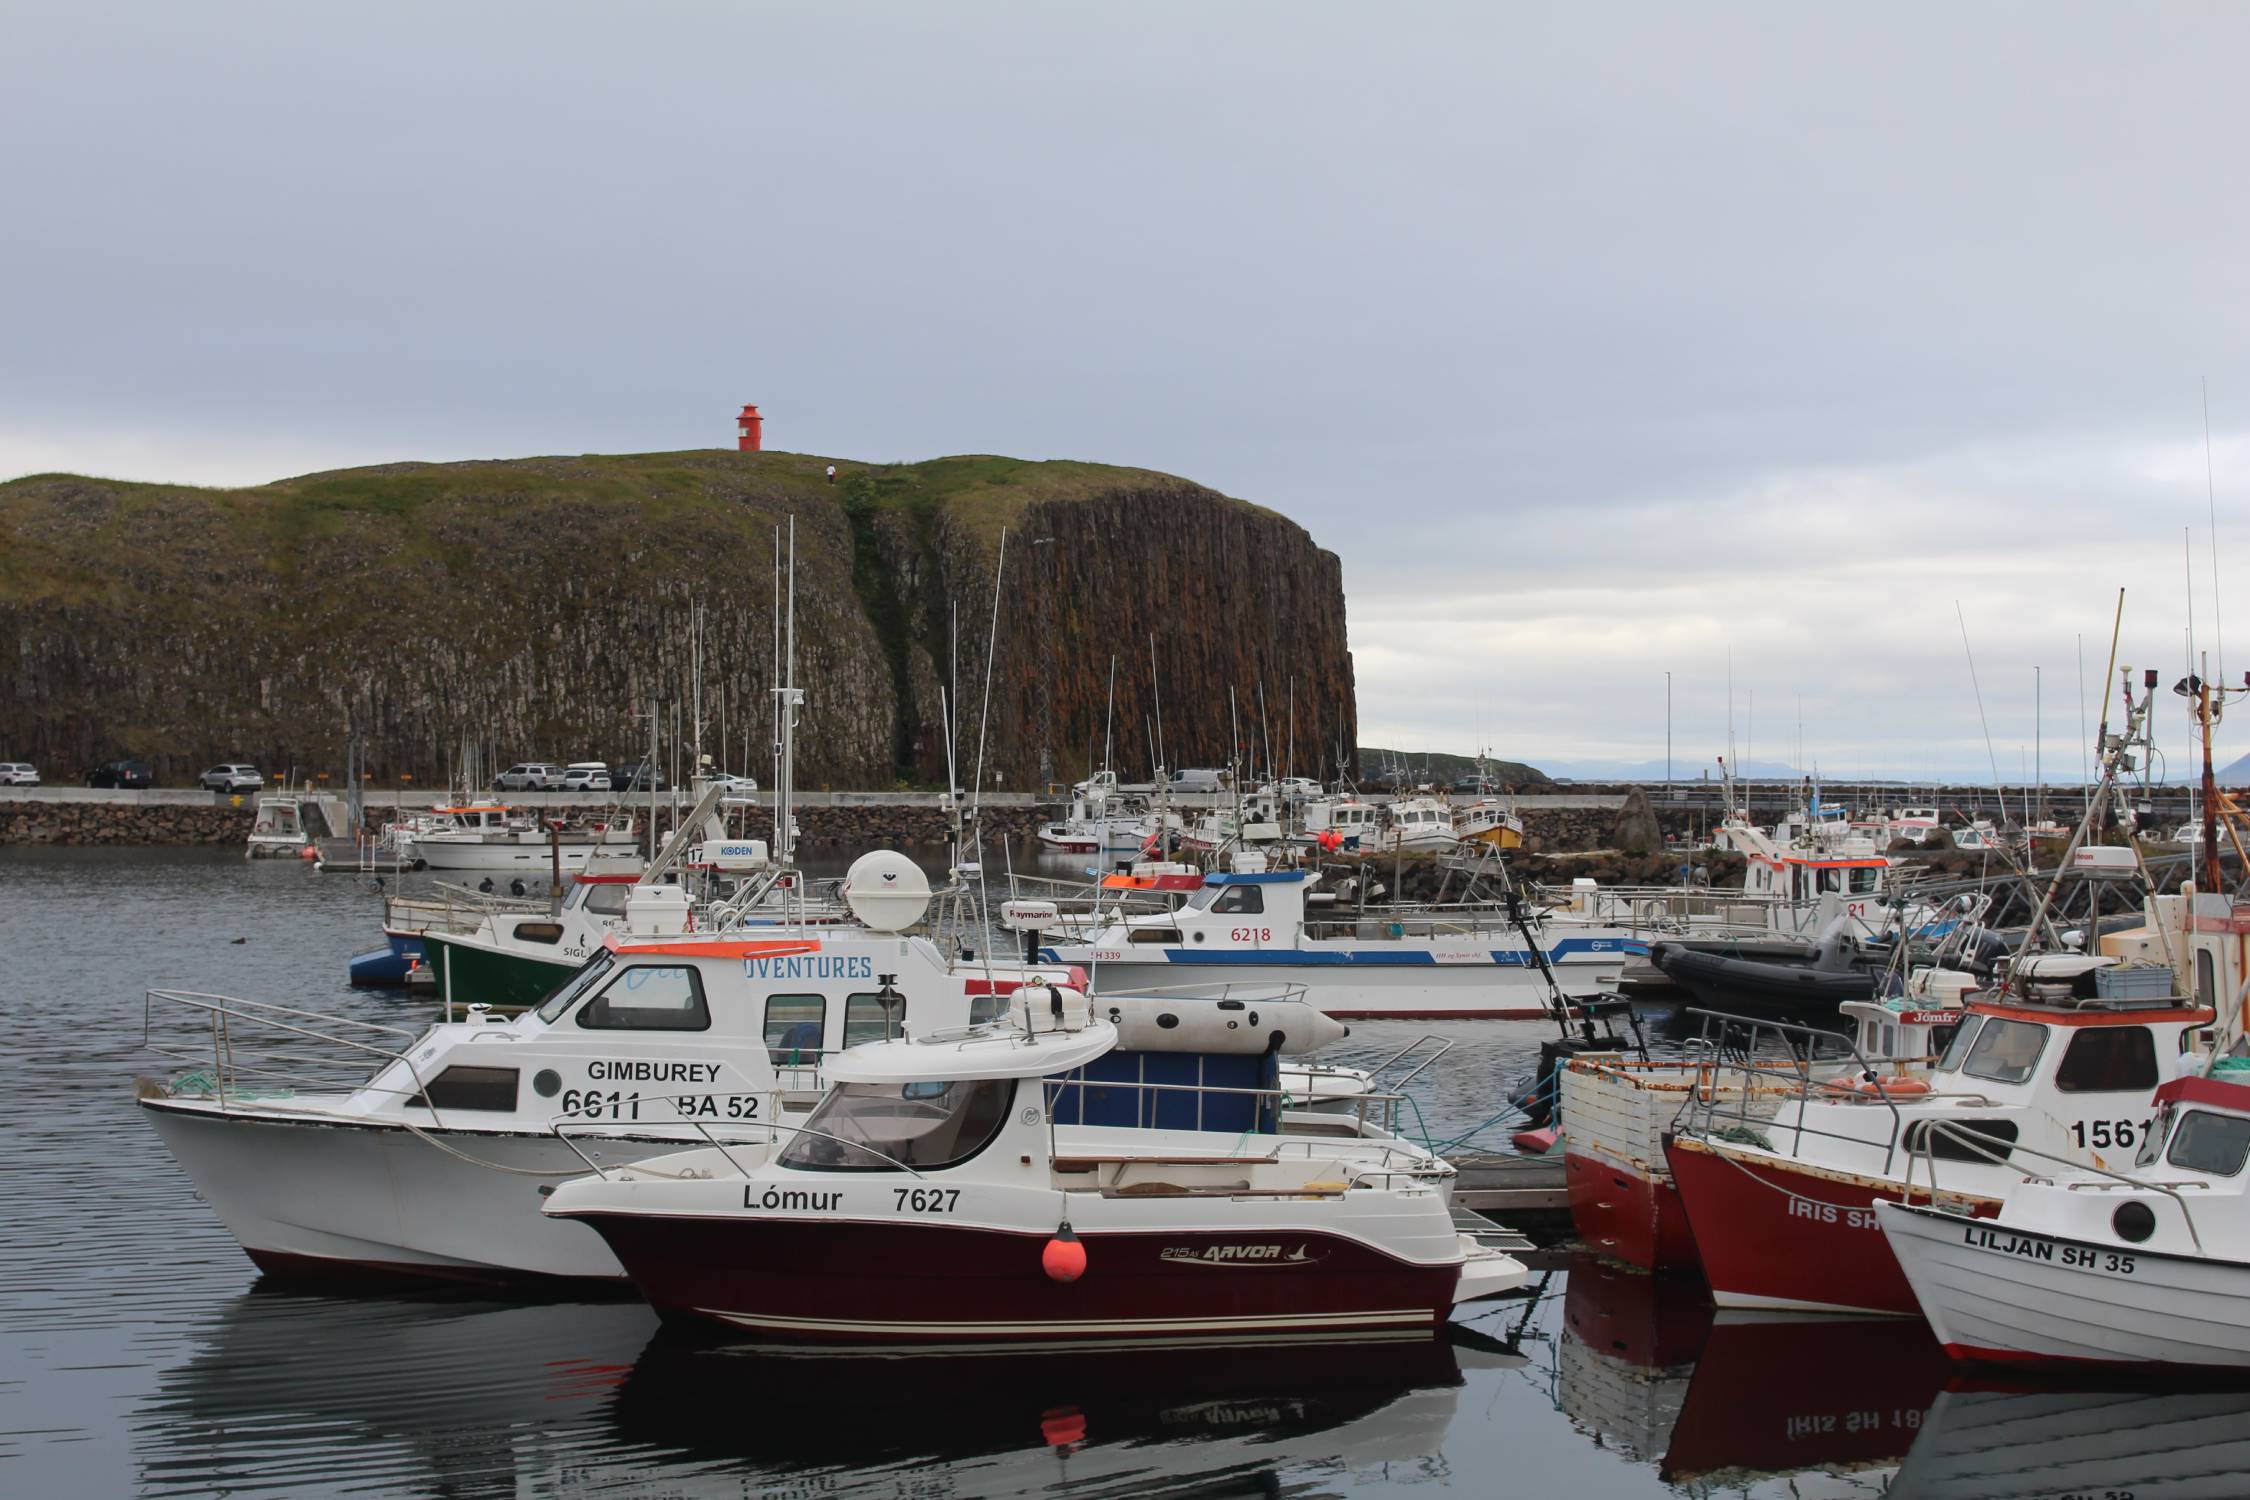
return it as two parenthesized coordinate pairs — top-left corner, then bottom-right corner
(4, 845), (2247, 1498)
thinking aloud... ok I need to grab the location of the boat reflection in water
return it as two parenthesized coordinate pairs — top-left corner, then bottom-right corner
(1557, 1253), (1951, 1495)
(137, 1288), (660, 1497)
(1890, 1386), (2250, 1500)
(139, 1284), (1519, 1498)
(1663, 1311), (1949, 1489)
(1558, 1254), (1710, 1464)
(609, 1325), (1524, 1495)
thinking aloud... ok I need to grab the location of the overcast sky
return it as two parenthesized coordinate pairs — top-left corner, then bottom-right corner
(6, 3), (2247, 780)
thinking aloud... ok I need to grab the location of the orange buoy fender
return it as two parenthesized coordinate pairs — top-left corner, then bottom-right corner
(1042, 1222), (1087, 1283)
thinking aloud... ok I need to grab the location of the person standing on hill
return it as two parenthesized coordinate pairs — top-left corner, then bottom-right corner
(825, 464), (837, 484)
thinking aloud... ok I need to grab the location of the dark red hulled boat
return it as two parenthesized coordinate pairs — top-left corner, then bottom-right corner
(545, 1004), (1527, 1344)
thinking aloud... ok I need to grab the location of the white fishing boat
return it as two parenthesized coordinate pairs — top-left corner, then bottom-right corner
(543, 996), (1526, 1343)
(399, 801), (643, 875)
(1879, 1068), (2250, 1371)
(244, 791), (352, 858)
(1377, 795), (1458, 854)
(1047, 868), (1641, 1018)
(1034, 787), (1153, 854)
(1300, 796), (1379, 851)
(1889, 806), (1942, 845)
(141, 852), (1360, 1283)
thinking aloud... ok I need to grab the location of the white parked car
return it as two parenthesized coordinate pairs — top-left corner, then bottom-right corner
(0, 762), (40, 786)
(198, 764), (264, 792)
(706, 773), (759, 795)
(494, 763), (566, 791)
(560, 762), (613, 792)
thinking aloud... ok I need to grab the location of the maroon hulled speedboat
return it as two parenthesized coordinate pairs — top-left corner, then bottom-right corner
(545, 1004), (1527, 1344)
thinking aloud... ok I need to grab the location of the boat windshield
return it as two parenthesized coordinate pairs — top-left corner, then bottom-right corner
(534, 952), (618, 1023)
(2167, 1109), (2250, 1176)
(1959, 1017), (2047, 1085)
(1937, 1015), (1985, 1071)
(778, 1078), (1014, 1173)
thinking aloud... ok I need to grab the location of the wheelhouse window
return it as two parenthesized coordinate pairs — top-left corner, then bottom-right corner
(2198, 951), (2218, 1010)
(843, 990), (907, 1048)
(1903, 1117), (2018, 1164)
(534, 952), (617, 1023)
(2053, 1027), (2159, 1093)
(1937, 1015), (1984, 1071)
(1850, 867), (1881, 894)
(576, 965), (710, 1031)
(2167, 1110), (2250, 1177)
(778, 1078), (1014, 1172)
(765, 994), (826, 1063)
(1127, 927), (1182, 944)
(407, 1065), (519, 1112)
(1211, 885), (1264, 916)
(581, 883), (633, 918)
(512, 920), (565, 945)
(1959, 1018), (2047, 1084)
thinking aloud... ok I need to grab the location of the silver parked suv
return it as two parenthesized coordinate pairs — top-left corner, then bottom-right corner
(494, 762), (566, 791)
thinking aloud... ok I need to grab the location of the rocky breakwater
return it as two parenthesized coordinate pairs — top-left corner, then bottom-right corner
(1517, 802), (1706, 854)
(0, 451), (1356, 794)
(0, 797), (251, 846)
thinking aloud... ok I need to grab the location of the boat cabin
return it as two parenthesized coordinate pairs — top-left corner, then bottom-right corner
(1382, 797), (1458, 850)
(1302, 798), (1378, 849)
(1078, 870), (1314, 952)
(353, 925), (1096, 1136)
(1741, 852), (1889, 906)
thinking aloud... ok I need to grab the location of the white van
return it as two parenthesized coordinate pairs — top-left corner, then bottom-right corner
(1169, 768), (1230, 794)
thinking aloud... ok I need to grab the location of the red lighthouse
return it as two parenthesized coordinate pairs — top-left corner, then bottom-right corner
(736, 404), (763, 452)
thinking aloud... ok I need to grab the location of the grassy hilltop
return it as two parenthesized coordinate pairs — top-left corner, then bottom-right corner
(0, 449), (1354, 788)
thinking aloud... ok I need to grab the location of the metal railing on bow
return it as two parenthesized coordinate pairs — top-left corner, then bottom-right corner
(1672, 1008), (1920, 1173)
(142, 988), (438, 1117)
(1901, 1116), (2210, 1254)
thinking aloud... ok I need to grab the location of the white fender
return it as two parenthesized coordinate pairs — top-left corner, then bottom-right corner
(1096, 993), (1349, 1055)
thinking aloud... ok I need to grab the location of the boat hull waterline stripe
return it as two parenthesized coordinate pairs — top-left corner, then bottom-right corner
(698, 1307), (1440, 1336)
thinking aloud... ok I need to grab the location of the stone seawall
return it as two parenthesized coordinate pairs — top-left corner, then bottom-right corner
(0, 801), (255, 846)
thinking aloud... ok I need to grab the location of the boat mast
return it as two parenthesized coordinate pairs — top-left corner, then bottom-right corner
(777, 518), (800, 892)
(1102, 654), (1116, 787)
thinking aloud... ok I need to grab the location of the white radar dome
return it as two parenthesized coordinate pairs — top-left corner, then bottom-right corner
(1001, 899), (1061, 932)
(843, 849), (933, 932)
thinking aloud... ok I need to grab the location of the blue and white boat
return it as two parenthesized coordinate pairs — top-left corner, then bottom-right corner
(1044, 869), (1642, 1018)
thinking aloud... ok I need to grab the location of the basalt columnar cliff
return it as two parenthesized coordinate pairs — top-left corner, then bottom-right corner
(0, 450), (1356, 788)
